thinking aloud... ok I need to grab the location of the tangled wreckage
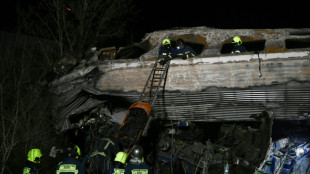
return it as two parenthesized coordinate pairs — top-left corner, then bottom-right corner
(49, 27), (310, 173)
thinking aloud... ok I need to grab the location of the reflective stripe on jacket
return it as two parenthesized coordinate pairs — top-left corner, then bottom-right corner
(56, 164), (78, 174)
(131, 169), (148, 174)
(113, 168), (125, 174)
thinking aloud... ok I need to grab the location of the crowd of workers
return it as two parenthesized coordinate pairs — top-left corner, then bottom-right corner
(23, 143), (152, 174)
(158, 38), (196, 65)
(158, 36), (246, 65)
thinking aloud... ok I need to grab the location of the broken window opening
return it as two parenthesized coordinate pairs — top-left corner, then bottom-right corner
(285, 39), (310, 49)
(186, 42), (204, 55)
(220, 40), (266, 54)
(114, 46), (147, 59)
(114, 40), (150, 59)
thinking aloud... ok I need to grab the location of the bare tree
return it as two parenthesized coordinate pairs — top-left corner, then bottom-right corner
(0, 1), (142, 173)
(17, 0), (141, 61)
(0, 32), (57, 174)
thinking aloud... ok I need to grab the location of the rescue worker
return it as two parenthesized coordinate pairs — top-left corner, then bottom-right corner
(124, 145), (152, 174)
(107, 151), (128, 174)
(23, 148), (43, 174)
(87, 137), (119, 174)
(231, 36), (247, 53)
(158, 38), (177, 65)
(175, 39), (196, 59)
(56, 144), (85, 174)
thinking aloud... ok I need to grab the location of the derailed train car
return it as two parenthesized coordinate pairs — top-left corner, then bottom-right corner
(49, 27), (310, 173)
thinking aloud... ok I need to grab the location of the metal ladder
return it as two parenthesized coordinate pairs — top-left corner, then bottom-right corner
(139, 58), (170, 107)
(139, 58), (170, 136)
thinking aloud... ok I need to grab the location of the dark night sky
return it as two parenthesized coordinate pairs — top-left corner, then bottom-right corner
(1, 0), (310, 41)
(136, 1), (310, 38)
(1, 0), (17, 30)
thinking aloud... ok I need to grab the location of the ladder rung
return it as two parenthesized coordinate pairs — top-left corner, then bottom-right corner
(147, 86), (164, 88)
(153, 77), (165, 79)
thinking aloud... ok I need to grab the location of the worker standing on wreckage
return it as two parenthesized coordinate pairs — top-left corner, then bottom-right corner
(86, 136), (120, 174)
(107, 151), (128, 174)
(23, 148), (43, 174)
(231, 36), (247, 53)
(56, 144), (85, 174)
(158, 38), (177, 65)
(124, 145), (152, 174)
(175, 39), (196, 59)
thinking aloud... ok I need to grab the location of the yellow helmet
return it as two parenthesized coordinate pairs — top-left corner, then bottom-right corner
(232, 36), (242, 45)
(114, 151), (127, 164)
(162, 39), (171, 46)
(27, 148), (42, 163)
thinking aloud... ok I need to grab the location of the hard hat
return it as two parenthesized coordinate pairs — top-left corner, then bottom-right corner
(131, 145), (143, 160)
(115, 151), (127, 164)
(162, 39), (171, 46)
(27, 148), (42, 163)
(232, 36), (242, 45)
(176, 39), (185, 49)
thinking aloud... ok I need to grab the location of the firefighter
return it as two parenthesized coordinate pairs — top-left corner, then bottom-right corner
(124, 145), (152, 174)
(158, 38), (177, 65)
(55, 144), (85, 174)
(231, 36), (247, 53)
(175, 39), (196, 59)
(23, 148), (43, 174)
(87, 137), (120, 174)
(107, 151), (128, 174)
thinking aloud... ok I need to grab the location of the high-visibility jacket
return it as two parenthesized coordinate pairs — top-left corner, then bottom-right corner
(23, 161), (42, 174)
(107, 167), (125, 174)
(158, 47), (177, 65)
(88, 138), (119, 174)
(159, 47), (177, 60)
(231, 45), (247, 53)
(175, 46), (196, 59)
(124, 161), (152, 174)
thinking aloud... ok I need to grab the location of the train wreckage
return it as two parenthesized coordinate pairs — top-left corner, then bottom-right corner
(49, 27), (310, 173)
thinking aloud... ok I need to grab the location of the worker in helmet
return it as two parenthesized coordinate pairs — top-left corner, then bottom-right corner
(87, 137), (119, 174)
(175, 39), (197, 59)
(56, 144), (85, 174)
(23, 148), (43, 174)
(107, 151), (128, 174)
(231, 36), (247, 53)
(158, 38), (177, 65)
(124, 145), (152, 174)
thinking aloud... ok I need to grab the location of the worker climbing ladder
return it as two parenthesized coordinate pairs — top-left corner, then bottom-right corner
(116, 57), (170, 149)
